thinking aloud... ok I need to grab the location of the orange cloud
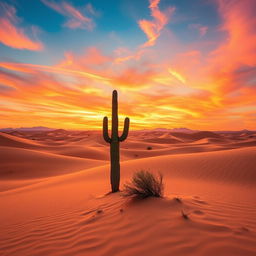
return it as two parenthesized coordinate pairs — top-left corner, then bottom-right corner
(0, 62), (112, 129)
(111, 68), (156, 89)
(138, 0), (175, 47)
(205, 0), (256, 95)
(41, 0), (95, 30)
(213, 0), (256, 68)
(0, 3), (43, 51)
(58, 47), (112, 69)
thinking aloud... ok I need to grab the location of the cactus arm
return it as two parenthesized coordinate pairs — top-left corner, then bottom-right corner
(103, 116), (111, 143)
(119, 117), (130, 142)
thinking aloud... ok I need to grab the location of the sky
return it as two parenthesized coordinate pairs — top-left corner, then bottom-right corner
(0, 0), (256, 130)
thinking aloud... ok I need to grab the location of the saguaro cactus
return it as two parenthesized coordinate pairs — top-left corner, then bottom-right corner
(103, 90), (130, 192)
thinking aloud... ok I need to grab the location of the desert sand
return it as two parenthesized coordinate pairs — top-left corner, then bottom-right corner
(0, 129), (256, 256)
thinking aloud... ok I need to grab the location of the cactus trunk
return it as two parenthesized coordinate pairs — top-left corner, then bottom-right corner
(110, 141), (120, 192)
(103, 90), (130, 193)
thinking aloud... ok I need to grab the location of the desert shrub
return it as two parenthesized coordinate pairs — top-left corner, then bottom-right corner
(181, 210), (189, 220)
(123, 170), (164, 199)
(147, 146), (152, 150)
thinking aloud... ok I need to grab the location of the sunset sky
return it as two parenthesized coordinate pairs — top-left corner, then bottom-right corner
(0, 0), (255, 130)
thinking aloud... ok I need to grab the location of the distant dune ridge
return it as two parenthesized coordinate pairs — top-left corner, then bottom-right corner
(0, 128), (256, 255)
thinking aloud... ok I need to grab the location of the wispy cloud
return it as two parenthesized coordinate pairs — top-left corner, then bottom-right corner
(168, 68), (186, 84)
(208, 0), (256, 94)
(0, 3), (43, 51)
(41, 0), (96, 30)
(189, 24), (208, 36)
(58, 47), (112, 70)
(138, 0), (175, 47)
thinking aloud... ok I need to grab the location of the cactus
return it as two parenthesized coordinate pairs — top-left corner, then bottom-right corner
(103, 90), (130, 192)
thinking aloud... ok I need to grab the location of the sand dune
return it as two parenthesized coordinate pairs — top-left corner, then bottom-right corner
(168, 131), (221, 141)
(0, 130), (256, 255)
(49, 146), (109, 160)
(121, 146), (256, 186)
(0, 146), (106, 180)
(0, 132), (42, 148)
(142, 137), (182, 144)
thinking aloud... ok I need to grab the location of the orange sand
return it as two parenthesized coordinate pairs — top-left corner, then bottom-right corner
(0, 129), (256, 255)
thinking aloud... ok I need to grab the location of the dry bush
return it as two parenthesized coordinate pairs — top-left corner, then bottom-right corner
(123, 170), (164, 199)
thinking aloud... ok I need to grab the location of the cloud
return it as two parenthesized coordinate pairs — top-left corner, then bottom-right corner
(1, 0), (256, 130)
(113, 47), (145, 64)
(0, 83), (16, 93)
(111, 67), (156, 88)
(0, 61), (111, 83)
(0, 61), (111, 129)
(189, 24), (208, 36)
(85, 3), (98, 16)
(58, 47), (112, 70)
(0, 3), (43, 51)
(168, 68), (186, 84)
(215, 0), (256, 68)
(41, 0), (96, 30)
(138, 0), (175, 47)
(207, 0), (256, 94)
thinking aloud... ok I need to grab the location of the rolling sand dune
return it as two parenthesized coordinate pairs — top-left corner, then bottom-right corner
(142, 137), (182, 144)
(0, 130), (256, 255)
(166, 131), (221, 141)
(0, 132), (42, 148)
(0, 146), (106, 180)
(49, 146), (109, 160)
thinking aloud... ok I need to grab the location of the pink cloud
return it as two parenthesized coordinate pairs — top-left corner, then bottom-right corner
(41, 0), (96, 30)
(0, 3), (43, 51)
(189, 24), (208, 36)
(58, 47), (112, 72)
